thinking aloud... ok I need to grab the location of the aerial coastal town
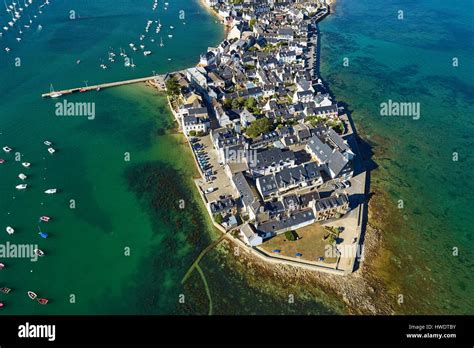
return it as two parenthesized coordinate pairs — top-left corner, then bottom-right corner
(163, 0), (367, 274)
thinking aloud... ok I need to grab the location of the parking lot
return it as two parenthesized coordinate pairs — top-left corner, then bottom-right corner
(193, 135), (238, 203)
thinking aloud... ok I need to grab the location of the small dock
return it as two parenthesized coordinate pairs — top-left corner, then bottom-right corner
(41, 74), (167, 98)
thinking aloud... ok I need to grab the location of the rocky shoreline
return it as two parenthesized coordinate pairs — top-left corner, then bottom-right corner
(212, 218), (396, 314)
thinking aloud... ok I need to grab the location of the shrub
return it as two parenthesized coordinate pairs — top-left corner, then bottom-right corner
(214, 213), (223, 224)
(285, 230), (297, 241)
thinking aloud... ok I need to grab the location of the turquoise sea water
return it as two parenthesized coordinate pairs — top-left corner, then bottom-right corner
(0, 0), (229, 314)
(319, 0), (474, 313)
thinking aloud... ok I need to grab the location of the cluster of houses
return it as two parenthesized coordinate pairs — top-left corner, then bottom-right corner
(164, 0), (355, 247)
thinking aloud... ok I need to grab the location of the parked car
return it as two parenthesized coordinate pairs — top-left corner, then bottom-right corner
(205, 187), (216, 194)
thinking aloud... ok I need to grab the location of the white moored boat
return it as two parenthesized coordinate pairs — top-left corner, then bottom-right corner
(2, 146), (12, 153)
(47, 147), (55, 154)
(18, 173), (27, 180)
(44, 140), (52, 146)
(49, 84), (62, 98)
(44, 189), (57, 194)
(16, 184), (27, 190)
(6, 226), (14, 235)
(22, 162), (31, 168)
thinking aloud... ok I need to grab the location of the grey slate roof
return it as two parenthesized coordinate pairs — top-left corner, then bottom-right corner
(314, 194), (349, 212)
(232, 172), (256, 208)
(327, 128), (351, 153)
(256, 208), (315, 234)
(256, 175), (278, 197)
(254, 148), (295, 170)
(307, 135), (333, 163)
(210, 198), (236, 214)
(299, 191), (321, 207)
(327, 150), (349, 177)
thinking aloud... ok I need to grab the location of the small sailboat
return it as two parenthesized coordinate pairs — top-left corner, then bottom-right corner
(47, 147), (55, 154)
(22, 162), (31, 168)
(37, 298), (49, 305)
(16, 184), (27, 190)
(39, 216), (51, 222)
(0, 287), (11, 294)
(160, 37), (164, 47)
(6, 226), (14, 235)
(49, 84), (62, 98)
(108, 51), (115, 62)
(18, 173), (27, 180)
(2, 146), (12, 153)
(143, 50), (152, 56)
(0, 263), (4, 270)
(44, 140), (52, 146)
(0, 159), (5, 164)
(44, 188), (57, 194)
(27, 291), (37, 300)
(38, 231), (48, 238)
(33, 249), (44, 257)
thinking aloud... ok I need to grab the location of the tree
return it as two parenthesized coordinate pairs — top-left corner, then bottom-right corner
(166, 77), (180, 97)
(189, 130), (197, 137)
(245, 118), (273, 138)
(223, 98), (233, 110)
(245, 97), (257, 112)
(231, 97), (246, 110)
(214, 213), (223, 224)
(249, 18), (257, 30)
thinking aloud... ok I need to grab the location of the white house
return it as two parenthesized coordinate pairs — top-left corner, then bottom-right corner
(183, 116), (208, 136)
(240, 223), (263, 247)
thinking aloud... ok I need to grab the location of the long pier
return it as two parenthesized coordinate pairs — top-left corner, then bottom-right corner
(41, 74), (166, 98)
